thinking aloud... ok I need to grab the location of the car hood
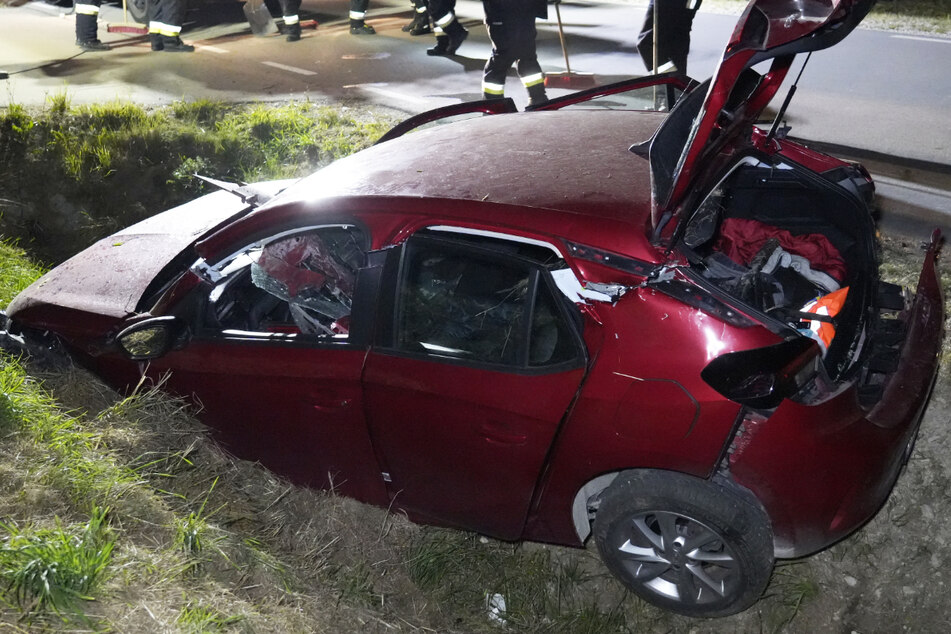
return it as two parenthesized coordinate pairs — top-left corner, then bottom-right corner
(6, 186), (283, 324)
(652, 0), (874, 227)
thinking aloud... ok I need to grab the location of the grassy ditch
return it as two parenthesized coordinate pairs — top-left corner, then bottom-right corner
(0, 97), (393, 265)
(1, 234), (948, 632)
(1, 99), (950, 632)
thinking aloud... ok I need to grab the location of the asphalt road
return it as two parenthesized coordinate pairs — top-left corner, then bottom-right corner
(1, 0), (950, 167)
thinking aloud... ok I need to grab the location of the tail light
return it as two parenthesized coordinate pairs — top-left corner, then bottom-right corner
(701, 337), (822, 409)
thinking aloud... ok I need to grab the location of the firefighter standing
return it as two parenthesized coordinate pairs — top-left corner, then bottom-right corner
(148, 0), (194, 52)
(74, 0), (109, 51)
(427, 0), (468, 56)
(481, 0), (548, 106)
(636, 0), (702, 75)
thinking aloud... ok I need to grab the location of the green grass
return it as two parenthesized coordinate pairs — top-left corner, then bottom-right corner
(0, 507), (114, 619)
(0, 242), (45, 311)
(0, 99), (394, 264)
(176, 601), (247, 633)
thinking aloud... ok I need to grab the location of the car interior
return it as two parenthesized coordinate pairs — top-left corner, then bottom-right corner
(205, 226), (366, 339)
(681, 158), (880, 378)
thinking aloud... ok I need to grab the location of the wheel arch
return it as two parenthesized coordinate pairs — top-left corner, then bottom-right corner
(571, 468), (775, 551)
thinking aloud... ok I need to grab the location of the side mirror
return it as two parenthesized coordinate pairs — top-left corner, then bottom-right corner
(115, 316), (188, 361)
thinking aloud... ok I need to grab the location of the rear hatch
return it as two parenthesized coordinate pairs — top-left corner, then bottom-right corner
(649, 0), (876, 234)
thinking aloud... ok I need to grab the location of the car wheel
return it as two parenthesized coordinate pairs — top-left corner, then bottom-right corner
(126, 0), (151, 25)
(593, 470), (773, 618)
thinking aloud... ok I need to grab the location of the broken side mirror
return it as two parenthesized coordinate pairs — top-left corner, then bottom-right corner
(115, 316), (189, 361)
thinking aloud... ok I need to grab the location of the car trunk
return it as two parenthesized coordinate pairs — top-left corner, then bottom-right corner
(678, 152), (878, 384)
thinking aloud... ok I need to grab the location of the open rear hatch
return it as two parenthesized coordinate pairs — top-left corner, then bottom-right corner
(644, 0), (942, 405)
(649, 0), (876, 236)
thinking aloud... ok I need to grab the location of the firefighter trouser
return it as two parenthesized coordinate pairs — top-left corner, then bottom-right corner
(428, 0), (464, 38)
(636, 0), (702, 75)
(74, 0), (102, 42)
(148, 0), (187, 40)
(350, 0), (370, 22)
(280, 0), (301, 23)
(482, 7), (545, 101)
(428, 0), (455, 23)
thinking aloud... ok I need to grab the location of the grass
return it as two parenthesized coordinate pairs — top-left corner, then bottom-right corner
(0, 242), (45, 311)
(0, 507), (114, 620)
(176, 601), (247, 633)
(0, 98), (394, 264)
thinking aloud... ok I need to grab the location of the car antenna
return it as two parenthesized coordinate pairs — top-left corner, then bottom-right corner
(765, 53), (812, 146)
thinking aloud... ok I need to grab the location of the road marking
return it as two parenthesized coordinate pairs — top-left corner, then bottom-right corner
(891, 35), (951, 44)
(343, 83), (439, 106)
(341, 52), (392, 60)
(196, 45), (229, 54)
(261, 61), (317, 76)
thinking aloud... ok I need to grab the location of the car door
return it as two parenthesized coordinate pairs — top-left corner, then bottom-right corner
(362, 231), (588, 540)
(141, 224), (389, 506)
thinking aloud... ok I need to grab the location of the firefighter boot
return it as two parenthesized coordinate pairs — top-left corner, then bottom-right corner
(150, 32), (164, 51)
(285, 23), (302, 42)
(427, 20), (466, 56)
(426, 34), (449, 56)
(443, 19), (468, 55)
(402, 1), (431, 35)
(161, 35), (195, 53)
(76, 13), (109, 51)
(77, 39), (110, 51)
(527, 83), (549, 108)
(350, 19), (376, 35)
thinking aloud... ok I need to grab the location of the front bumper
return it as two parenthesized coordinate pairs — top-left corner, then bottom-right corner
(728, 231), (944, 558)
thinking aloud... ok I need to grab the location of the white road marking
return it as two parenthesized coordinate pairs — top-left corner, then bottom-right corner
(891, 35), (951, 44)
(341, 52), (392, 60)
(261, 61), (317, 76)
(196, 45), (229, 54)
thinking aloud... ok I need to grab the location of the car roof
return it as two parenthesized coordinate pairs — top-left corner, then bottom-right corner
(276, 109), (662, 229)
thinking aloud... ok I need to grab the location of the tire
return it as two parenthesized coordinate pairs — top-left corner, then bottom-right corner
(126, 0), (151, 25)
(593, 470), (774, 618)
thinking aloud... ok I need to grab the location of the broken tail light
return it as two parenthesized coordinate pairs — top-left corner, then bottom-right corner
(701, 337), (822, 409)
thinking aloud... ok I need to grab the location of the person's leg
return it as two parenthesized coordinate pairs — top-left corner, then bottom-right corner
(148, 0), (194, 52)
(280, 0), (302, 41)
(512, 14), (546, 105)
(403, 0), (431, 35)
(350, 0), (376, 35)
(635, 1), (656, 72)
(482, 19), (510, 99)
(74, 0), (109, 50)
(427, 0), (467, 55)
(636, 0), (700, 75)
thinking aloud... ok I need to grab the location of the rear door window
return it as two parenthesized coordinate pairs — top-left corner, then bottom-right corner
(393, 235), (583, 370)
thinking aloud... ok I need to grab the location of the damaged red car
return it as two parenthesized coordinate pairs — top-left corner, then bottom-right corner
(0, 0), (943, 618)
